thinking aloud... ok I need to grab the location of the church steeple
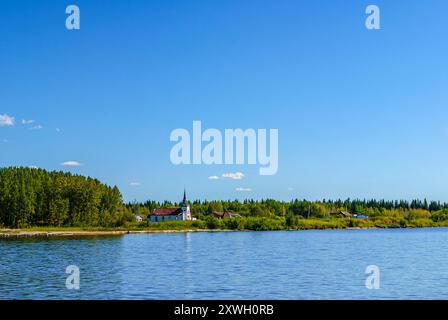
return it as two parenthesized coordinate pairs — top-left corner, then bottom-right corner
(181, 189), (188, 207)
(180, 189), (191, 220)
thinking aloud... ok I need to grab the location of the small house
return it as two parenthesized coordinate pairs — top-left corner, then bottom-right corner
(211, 211), (241, 219)
(338, 211), (368, 219)
(338, 211), (352, 218)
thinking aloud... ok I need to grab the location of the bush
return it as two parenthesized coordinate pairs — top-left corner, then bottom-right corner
(204, 216), (225, 229)
(238, 217), (284, 231)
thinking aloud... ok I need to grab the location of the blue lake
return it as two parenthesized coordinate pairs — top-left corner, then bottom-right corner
(1, 228), (448, 299)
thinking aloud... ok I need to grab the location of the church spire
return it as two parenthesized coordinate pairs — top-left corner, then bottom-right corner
(180, 188), (191, 220)
(182, 189), (188, 206)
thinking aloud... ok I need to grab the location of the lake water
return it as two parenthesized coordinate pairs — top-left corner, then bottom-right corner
(1, 228), (448, 299)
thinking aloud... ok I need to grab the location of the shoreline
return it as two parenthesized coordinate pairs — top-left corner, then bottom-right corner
(0, 228), (246, 238)
(1, 225), (445, 238)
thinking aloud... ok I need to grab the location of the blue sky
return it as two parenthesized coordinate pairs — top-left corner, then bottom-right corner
(1, 0), (448, 202)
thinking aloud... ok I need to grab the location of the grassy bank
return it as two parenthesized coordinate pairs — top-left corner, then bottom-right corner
(3, 216), (448, 238)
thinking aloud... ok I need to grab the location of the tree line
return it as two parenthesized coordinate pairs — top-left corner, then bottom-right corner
(128, 197), (448, 220)
(129, 197), (448, 230)
(0, 167), (132, 228)
(2, 166), (448, 229)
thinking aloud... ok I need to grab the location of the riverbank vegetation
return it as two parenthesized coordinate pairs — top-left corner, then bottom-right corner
(2, 167), (448, 232)
(129, 197), (448, 230)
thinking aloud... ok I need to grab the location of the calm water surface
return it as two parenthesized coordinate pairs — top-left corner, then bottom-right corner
(1, 228), (448, 299)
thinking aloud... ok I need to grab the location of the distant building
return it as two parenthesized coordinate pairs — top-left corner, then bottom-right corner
(338, 211), (352, 218)
(211, 211), (241, 219)
(338, 211), (369, 219)
(135, 215), (143, 222)
(148, 190), (192, 222)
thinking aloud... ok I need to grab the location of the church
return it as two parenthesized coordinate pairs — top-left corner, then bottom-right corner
(148, 190), (192, 222)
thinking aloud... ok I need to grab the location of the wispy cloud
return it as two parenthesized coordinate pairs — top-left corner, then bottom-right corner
(208, 175), (220, 180)
(29, 125), (43, 130)
(61, 161), (82, 167)
(0, 114), (15, 126)
(22, 119), (35, 125)
(129, 182), (141, 186)
(288, 187), (295, 191)
(236, 187), (252, 192)
(222, 172), (245, 180)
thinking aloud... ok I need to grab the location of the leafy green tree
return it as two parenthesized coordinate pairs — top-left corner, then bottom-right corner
(0, 167), (132, 228)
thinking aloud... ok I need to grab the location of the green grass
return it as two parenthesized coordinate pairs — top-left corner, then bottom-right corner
(2, 226), (130, 233)
(3, 216), (448, 234)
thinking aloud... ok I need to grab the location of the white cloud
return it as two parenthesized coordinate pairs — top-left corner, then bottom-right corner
(129, 182), (141, 186)
(29, 166), (39, 169)
(236, 187), (252, 192)
(22, 119), (35, 125)
(208, 175), (220, 180)
(222, 172), (245, 180)
(29, 125), (43, 130)
(288, 187), (295, 191)
(0, 114), (15, 126)
(61, 161), (82, 166)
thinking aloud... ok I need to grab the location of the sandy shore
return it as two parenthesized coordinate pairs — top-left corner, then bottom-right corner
(0, 226), (426, 238)
(0, 229), (240, 238)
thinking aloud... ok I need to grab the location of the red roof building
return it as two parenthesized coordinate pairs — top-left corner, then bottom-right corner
(148, 190), (192, 222)
(152, 208), (182, 216)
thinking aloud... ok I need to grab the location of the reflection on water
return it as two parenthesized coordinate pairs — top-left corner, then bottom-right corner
(1, 228), (448, 299)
